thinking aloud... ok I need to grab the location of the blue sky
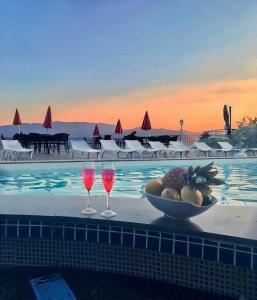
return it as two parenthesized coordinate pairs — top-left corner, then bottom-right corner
(0, 0), (256, 129)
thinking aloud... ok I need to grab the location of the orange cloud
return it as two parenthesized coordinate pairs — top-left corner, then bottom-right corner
(55, 79), (257, 132)
(2, 79), (256, 132)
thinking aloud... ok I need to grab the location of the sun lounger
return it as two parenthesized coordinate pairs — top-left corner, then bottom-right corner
(218, 142), (257, 157)
(169, 141), (192, 158)
(125, 140), (158, 158)
(1, 139), (33, 160)
(70, 139), (101, 159)
(148, 141), (174, 158)
(100, 140), (134, 159)
(193, 142), (223, 157)
(217, 142), (241, 157)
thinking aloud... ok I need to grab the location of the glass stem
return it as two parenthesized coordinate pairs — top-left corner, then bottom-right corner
(87, 191), (90, 208)
(107, 192), (110, 210)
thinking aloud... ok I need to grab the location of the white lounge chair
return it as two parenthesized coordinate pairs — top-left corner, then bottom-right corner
(148, 141), (174, 158)
(70, 139), (101, 159)
(217, 142), (241, 157)
(169, 141), (192, 158)
(1, 139), (33, 160)
(219, 141), (257, 157)
(193, 142), (223, 157)
(125, 140), (158, 158)
(100, 140), (134, 159)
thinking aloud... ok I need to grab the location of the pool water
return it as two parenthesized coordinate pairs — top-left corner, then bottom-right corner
(0, 159), (257, 206)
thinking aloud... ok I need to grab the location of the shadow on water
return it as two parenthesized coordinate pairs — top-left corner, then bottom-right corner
(0, 267), (235, 300)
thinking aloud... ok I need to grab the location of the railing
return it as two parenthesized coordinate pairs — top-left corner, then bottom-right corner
(181, 134), (200, 146)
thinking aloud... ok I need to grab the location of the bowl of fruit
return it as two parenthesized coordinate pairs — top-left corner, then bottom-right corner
(144, 162), (224, 220)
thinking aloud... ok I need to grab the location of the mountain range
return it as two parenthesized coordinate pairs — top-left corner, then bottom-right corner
(0, 121), (197, 138)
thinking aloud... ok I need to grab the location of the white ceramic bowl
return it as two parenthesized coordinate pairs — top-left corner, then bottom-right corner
(144, 191), (217, 220)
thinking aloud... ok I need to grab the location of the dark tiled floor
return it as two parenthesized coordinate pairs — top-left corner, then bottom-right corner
(0, 267), (235, 300)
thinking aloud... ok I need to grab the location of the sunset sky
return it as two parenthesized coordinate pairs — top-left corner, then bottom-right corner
(0, 0), (256, 132)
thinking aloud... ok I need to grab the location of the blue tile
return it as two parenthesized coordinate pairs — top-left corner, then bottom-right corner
(42, 226), (52, 239)
(7, 225), (17, 237)
(189, 243), (202, 259)
(30, 226), (40, 238)
(99, 231), (109, 244)
(99, 225), (109, 231)
(236, 245), (251, 252)
(64, 228), (74, 241)
(175, 234), (187, 241)
(0, 220), (6, 225)
(161, 232), (173, 240)
(65, 222), (74, 228)
(219, 248), (234, 265)
(53, 227), (63, 240)
(253, 248), (257, 254)
(204, 239), (218, 246)
(148, 231), (160, 237)
(160, 239), (173, 253)
(87, 224), (97, 230)
(189, 237), (202, 244)
(111, 226), (121, 232)
(147, 237), (159, 251)
(122, 233), (133, 248)
(220, 243), (234, 249)
(135, 235), (146, 249)
(0, 225), (5, 237)
(123, 228), (133, 233)
(135, 229), (146, 235)
(76, 229), (86, 242)
(76, 223), (86, 229)
(7, 219), (17, 225)
(19, 225), (29, 238)
(253, 255), (257, 270)
(87, 229), (97, 243)
(203, 245), (217, 262)
(19, 220), (29, 225)
(174, 241), (187, 256)
(31, 220), (40, 225)
(110, 232), (121, 246)
(236, 251), (251, 268)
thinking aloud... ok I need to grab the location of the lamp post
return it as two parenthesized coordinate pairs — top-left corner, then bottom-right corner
(180, 119), (184, 142)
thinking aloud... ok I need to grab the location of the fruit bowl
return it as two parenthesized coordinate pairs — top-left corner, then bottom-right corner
(144, 191), (217, 220)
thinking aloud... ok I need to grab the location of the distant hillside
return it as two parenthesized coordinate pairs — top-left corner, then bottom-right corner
(0, 121), (198, 138)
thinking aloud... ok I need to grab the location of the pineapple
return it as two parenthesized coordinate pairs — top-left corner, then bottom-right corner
(162, 168), (187, 192)
(182, 162), (225, 206)
(161, 162), (225, 206)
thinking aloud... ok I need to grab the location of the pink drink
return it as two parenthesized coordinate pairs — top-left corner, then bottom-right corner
(102, 169), (115, 193)
(82, 168), (95, 191)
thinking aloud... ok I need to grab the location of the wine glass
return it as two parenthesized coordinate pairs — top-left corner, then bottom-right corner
(101, 162), (116, 218)
(81, 162), (97, 215)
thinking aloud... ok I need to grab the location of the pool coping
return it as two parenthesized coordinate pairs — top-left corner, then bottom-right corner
(1, 156), (257, 165)
(1, 194), (257, 247)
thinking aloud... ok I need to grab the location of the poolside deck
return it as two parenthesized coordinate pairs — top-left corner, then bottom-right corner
(1, 194), (257, 245)
(1, 150), (256, 164)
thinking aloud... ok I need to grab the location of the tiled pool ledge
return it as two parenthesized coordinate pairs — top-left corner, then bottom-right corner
(0, 156), (256, 164)
(0, 195), (257, 299)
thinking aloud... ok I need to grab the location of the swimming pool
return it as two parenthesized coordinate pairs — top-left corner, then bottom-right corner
(0, 159), (257, 206)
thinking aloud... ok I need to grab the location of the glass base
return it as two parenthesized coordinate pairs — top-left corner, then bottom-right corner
(101, 209), (117, 218)
(81, 207), (97, 215)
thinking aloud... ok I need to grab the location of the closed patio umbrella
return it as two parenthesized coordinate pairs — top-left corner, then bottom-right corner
(93, 124), (100, 136)
(13, 108), (22, 133)
(223, 105), (230, 136)
(141, 111), (151, 146)
(115, 119), (123, 145)
(141, 111), (151, 131)
(43, 106), (52, 132)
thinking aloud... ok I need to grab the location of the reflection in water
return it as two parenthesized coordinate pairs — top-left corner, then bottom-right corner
(0, 160), (256, 206)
